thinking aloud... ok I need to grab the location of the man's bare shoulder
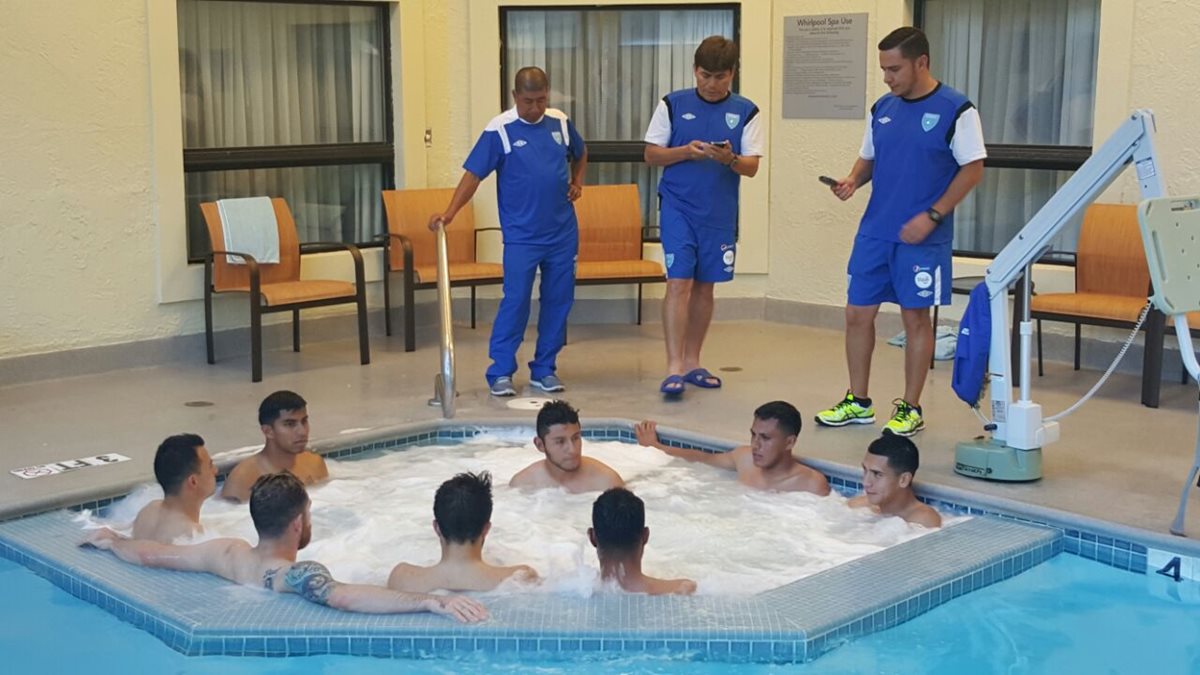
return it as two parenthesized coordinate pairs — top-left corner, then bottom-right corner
(221, 455), (265, 502)
(297, 451), (329, 479)
(791, 463), (831, 496)
(509, 461), (547, 489)
(387, 562), (436, 593)
(907, 502), (943, 529)
(847, 494), (869, 509)
(582, 457), (625, 489)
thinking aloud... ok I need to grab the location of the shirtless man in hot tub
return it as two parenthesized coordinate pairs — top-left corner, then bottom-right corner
(221, 390), (329, 503)
(509, 400), (625, 493)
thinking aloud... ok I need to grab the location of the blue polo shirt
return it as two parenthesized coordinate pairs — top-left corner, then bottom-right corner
(463, 108), (586, 246)
(858, 83), (987, 245)
(644, 89), (764, 230)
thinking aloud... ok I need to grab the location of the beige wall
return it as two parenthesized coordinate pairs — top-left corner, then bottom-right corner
(2, 0), (1198, 359)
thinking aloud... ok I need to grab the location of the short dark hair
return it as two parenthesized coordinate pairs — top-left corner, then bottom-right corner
(878, 27), (930, 63)
(694, 35), (738, 73)
(536, 400), (580, 439)
(514, 66), (549, 93)
(153, 433), (205, 496)
(591, 488), (645, 553)
(258, 390), (307, 426)
(433, 472), (493, 544)
(868, 435), (920, 476)
(249, 472), (309, 539)
(754, 401), (802, 437)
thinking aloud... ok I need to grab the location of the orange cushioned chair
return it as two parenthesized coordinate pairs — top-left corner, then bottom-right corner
(201, 198), (369, 383)
(380, 188), (505, 352)
(1031, 202), (1166, 404)
(573, 184), (666, 324)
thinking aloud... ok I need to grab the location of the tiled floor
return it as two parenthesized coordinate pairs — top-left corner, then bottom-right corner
(2, 319), (1199, 535)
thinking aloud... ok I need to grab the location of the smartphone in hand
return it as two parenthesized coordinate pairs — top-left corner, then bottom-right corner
(818, 175), (838, 187)
(709, 140), (731, 147)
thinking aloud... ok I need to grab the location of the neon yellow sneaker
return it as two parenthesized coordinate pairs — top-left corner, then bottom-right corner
(883, 399), (925, 437)
(815, 392), (876, 427)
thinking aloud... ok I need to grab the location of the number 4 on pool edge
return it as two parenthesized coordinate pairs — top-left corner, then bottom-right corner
(1156, 556), (1182, 582)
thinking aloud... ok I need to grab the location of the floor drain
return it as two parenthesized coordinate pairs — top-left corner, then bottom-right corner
(506, 397), (556, 410)
(184, 401), (214, 407)
(719, 366), (742, 372)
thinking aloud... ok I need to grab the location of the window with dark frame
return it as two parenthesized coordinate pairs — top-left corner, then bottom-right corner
(916, 0), (1100, 259)
(500, 4), (740, 242)
(178, 0), (395, 263)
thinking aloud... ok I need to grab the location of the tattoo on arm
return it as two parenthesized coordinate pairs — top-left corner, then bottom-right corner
(262, 566), (281, 591)
(283, 561), (339, 606)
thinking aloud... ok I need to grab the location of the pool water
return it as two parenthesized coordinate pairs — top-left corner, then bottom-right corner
(4, 553), (1198, 674)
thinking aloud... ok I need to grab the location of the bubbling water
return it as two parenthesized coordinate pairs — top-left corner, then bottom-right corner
(87, 434), (961, 596)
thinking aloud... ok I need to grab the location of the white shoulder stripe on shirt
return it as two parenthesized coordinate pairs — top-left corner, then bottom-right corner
(484, 108), (520, 154)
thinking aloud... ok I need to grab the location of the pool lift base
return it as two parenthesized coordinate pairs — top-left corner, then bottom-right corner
(955, 110), (1163, 483)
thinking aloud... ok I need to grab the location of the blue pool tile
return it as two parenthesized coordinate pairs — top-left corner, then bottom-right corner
(1096, 547), (1115, 566)
(730, 641), (751, 657)
(452, 638), (473, 653)
(286, 637), (307, 655)
(644, 640), (666, 652)
(602, 639), (623, 652)
(538, 639), (560, 653)
(1132, 554), (1148, 573)
(435, 637), (455, 653)
(224, 637), (245, 656)
(624, 640), (646, 652)
(243, 637), (266, 656)
(710, 640), (730, 655)
(371, 638), (393, 657)
(199, 638), (223, 655)
(1064, 538), (1080, 554)
(1114, 551), (1132, 570)
(349, 637), (370, 656)
(581, 639), (601, 652)
(475, 638), (497, 653)
(495, 638), (517, 654)
(1133, 543), (1148, 554)
(751, 642), (773, 660)
(1080, 542), (1097, 560)
(328, 637), (349, 654)
(772, 641), (794, 661)
(392, 638), (414, 656)
(413, 638), (433, 654)
(307, 637), (330, 655)
(665, 640), (688, 654)
(558, 638), (580, 652)
(518, 639), (539, 653)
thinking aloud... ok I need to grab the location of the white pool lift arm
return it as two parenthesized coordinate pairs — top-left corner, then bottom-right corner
(954, 111), (1166, 482)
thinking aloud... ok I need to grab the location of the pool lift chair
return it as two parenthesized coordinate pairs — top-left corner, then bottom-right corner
(1139, 197), (1200, 536)
(953, 110), (1171, 482)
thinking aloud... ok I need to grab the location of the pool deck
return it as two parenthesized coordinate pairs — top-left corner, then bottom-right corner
(2, 320), (1199, 536)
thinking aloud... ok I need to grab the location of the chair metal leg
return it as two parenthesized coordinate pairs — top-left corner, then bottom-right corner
(204, 283), (215, 365)
(250, 298), (263, 383)
(1037, 319), (1044, 377)
(292, 309), (301, 352)
(1080, 324), (1089, 369)
(357, 289), (370, 365)
(403, 274), (416, 353)
(637, 284), (644, 325)
(383, 266), (393, 337)
(1142, 308), (1165, 408)
(930, 304), (939, 370)
(471, 286), (477, 329)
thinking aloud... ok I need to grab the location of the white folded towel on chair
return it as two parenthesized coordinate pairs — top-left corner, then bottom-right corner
(217, 197), (280, 265)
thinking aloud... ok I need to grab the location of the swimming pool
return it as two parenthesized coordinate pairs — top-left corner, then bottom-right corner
(2, 420), (1199, 669)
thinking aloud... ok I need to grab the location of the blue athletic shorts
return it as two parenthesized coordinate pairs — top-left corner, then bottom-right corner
(659, 203), (736, 283)
(847, 234), (952, 308)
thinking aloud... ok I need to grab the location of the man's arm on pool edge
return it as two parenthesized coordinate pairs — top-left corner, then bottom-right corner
(634, 421), (737, 470)
(284, 561), (488, 622)
(82, 528), (242, 576)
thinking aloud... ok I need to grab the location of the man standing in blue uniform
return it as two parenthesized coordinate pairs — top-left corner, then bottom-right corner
(816, 27), (986, 436)
(644, 36), (764, 397)
(430, 67), (587, 396)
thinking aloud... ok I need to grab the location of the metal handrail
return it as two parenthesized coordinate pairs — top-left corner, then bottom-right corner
(430, 220), (456, 418)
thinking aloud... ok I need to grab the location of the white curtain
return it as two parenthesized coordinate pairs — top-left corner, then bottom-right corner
(505, 8), (735, 235)
(178, 0), (387, 254)
(924, 0), (1100, 254)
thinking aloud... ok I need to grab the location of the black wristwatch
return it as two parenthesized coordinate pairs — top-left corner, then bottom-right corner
(926, 207), (944, 224)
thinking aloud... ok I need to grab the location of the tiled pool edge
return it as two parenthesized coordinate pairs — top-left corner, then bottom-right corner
(0, 509), (1052, 663)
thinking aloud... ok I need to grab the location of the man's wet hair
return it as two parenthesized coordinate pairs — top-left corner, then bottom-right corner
(694, 35), (739, 73)
(878, 26), (930, 63)
(433, 471), (494, 544)
(514, 66), (549, 93)
(259, 390), (307, 426)
(536, 400), (580, 439)
(249, 472), (309, 539)
(868, 434), (920, 476)
(592, 488), (645, 553)
(754, 401), (802, 437)
(153, 433), (205, 496)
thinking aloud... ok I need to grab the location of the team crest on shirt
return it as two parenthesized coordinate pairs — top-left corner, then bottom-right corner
(682, 113), (697, 120)
(551, 131), (563, 145)
(513, 139), (527, 148)
(665, 253), (675, 269)
(921, 113), (941, 132)
(725, 113), (740, 129)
